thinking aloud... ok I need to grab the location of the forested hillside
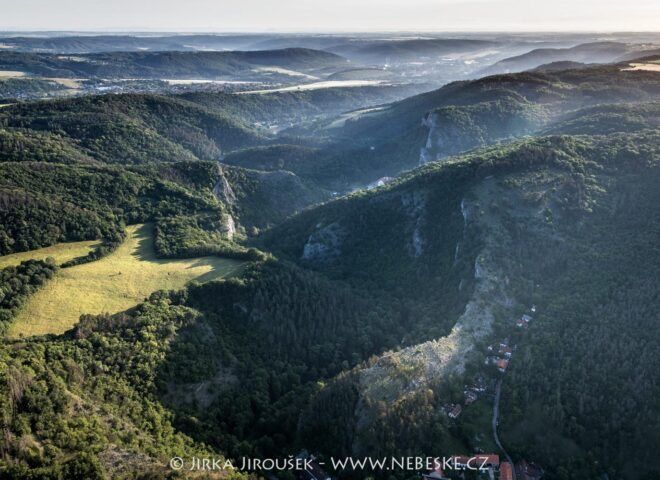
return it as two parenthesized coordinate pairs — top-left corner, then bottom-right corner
(0, 55), (658, 480)
(258, 130), (660, 479)
(480, 41), (658, 75)
(0, 48), (349, 79)
(0, 94), (264, 164)
(298, 63), (660, 189)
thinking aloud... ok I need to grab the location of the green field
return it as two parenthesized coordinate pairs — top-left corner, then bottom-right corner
(7, 224), (245, 337)
(0, 239), (99, 269)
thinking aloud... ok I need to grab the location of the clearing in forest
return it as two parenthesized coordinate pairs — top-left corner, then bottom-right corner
(7, 224), (245, 337)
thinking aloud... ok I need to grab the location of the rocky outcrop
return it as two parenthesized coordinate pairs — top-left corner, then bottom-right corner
(302, 222), (346, 263)
(349, 178), (516, 455)
(213, 165), (237, 205)
(222, 213), (236, 240)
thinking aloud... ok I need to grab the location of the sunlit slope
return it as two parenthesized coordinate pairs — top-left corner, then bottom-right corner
(0, 239), (99, 269)
(8, 224), (244, 337)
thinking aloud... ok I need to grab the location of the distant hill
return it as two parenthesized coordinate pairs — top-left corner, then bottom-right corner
(532, 60), (591, 72)
(300, 63), (660, 189)
(481, 41), (659, 75)
(328, 38), (498, 63)
(0, 34), (285, 53)
(0, 48), (350, 80)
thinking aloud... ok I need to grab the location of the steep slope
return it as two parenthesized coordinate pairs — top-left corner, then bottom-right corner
(221, 165), (329, 232)
(301, 64), (659, 189)
(257, 131), (660, 479)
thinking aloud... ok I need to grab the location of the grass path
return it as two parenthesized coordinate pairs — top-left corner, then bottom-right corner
(8, 224), (245, 338)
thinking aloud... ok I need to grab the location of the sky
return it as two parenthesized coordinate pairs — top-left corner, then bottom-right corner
(0, 0), (658, 32)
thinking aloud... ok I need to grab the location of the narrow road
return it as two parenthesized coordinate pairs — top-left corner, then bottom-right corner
(493, 379), (517, 480)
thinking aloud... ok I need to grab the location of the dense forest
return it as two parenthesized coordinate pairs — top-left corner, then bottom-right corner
(0, 95), (265, 164)
(0, 161), (225, 255)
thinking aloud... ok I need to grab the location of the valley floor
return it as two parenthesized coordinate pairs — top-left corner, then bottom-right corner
(7, 224), (245, 338)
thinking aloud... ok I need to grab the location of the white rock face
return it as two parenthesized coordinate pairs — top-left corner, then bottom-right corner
(350, 180), (516, 455)
(222, 214), (236, 240)
(213, 165), (236, 205)
(301, 222), (345, 262)
(419, 112), (439, 165)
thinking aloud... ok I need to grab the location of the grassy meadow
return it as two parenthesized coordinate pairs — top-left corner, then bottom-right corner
(7, 224), (245, 337)
(0, 239), (99, 269)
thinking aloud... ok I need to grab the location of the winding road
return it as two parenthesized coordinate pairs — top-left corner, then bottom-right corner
(493, 379), (517, 480)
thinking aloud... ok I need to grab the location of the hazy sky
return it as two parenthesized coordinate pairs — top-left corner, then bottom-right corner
(1, 0), (658, 32)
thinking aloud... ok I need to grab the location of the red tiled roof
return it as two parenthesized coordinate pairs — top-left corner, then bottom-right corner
(500, 462), (513, 480)
(497, 359), (509, 369)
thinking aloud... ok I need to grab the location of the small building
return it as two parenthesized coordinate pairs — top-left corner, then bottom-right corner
(499, 345), (513, 358)
(485, 355), (501, 365)
(472, 376), (487, 392)
(516, 318), (528, 328)
(500, 462), (513, 480)
(448, 404), (463, 419)
(464, 390), (479, 404)
(522, 314), (533, 323)
(497, 359), (509, 373)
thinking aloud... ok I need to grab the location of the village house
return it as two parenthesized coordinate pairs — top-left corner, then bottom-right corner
(485, 355), (500, 365)
(471, 376), (487, 392)
(499, 345), (513, 358)
(500, 461), (513, 480)
(497, 358), (509, 372)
